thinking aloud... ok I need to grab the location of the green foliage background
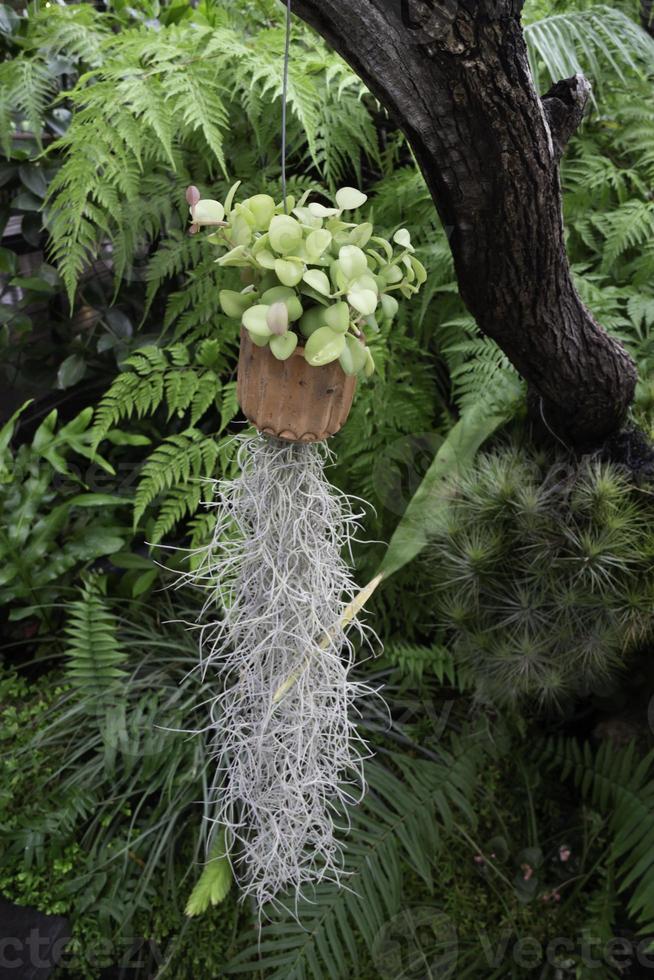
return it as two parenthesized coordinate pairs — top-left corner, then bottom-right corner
(1, 0), (654, 977)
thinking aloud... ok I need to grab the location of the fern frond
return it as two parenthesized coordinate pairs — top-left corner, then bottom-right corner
(134, 428), (219, 529)
(143, 232), (206, 318)
(584, 864), (619, 947)
(538, 736), (654, 933)
(0, 57), (57, 153)
(594, 200), (654, 269)
(23, 3), (110, 66)
(151, 482), (204, 544)
(438, 316), (521, 413)
(187, 511), (218, 554)
(92, 369), (163, 445)
(43, 15), (380, 295)
(185, 828), (232, 916)
(383, 642), (458, 685)
(226, 741), (483, 979)
(92, 344), (225, 445)
(524, 7), (654, 94)
(65, 577), (126, 691)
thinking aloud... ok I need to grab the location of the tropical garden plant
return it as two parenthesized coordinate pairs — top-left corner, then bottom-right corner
(193, 180), (423, 373)
(1, 0), (654, 977)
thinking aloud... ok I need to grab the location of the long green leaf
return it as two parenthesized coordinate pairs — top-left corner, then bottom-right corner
(377, 400), (510, 578)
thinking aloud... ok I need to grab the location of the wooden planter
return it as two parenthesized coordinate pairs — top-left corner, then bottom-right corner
(237, 328), (356, 443)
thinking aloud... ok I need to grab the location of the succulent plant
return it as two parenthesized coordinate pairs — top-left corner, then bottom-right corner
(424, 444), (654, 708)
(186, 181), (426, 380)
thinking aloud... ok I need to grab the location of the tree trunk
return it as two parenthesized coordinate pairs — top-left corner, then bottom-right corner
(643, 0), (654, 37)
(287, 0), (637, 446)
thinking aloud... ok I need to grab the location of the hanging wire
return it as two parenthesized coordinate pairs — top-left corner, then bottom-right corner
(281, 0), (291, 213)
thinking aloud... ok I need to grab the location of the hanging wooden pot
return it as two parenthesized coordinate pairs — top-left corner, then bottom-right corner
(237, 328), (357, 443)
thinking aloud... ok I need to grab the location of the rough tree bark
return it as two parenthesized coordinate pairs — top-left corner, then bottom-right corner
(287, 0), (638, 446)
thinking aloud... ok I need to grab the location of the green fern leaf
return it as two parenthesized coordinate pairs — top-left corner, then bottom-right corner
(133, 429), (219, 529)
(185, 829), (233, 916)
(65, 577), (126, 692)
(537, 736), (654, 934)
(383, 642), (459, 686)
(225, 740), (483, 979)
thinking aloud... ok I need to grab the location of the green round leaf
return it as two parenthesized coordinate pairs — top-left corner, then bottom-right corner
(335, 187), (368, 210)
(329, 259), (348, 292)
(305, 229), (332, 259)
(304, 326), (346, 367)
(268, 215), (304, 255)
(347, 288), (378, 316)
(323, 301), (349, 334)
(308, 202), (339, 218)
(339, 333), (367, 376)
(270, 331), (298, 361)
(261, 286), (303, 321)
(347, 333), (368, 372)
(193, 199), (225, 225)
(215, 245), (249, 267)
(410, 255), (428, 285)
(242, 304), (272, 339)
(219, 289), (256, 318)
(381, 293), (399, 320)
(350, 272), (378, 294)
(299, 306), (326, 339)
(230, 212), (254, 247)
(393, 227), (414, 251)
(292, 206), (323, 229)
(274, 258), (304, 287)
(253, 249), (277, 270)
(348, 222), (373, 248)
(302, 269), (331, 296)
(382, 264), (404, 284)
(247, 331), (271, 348)
(244, 194), (276, 230)
(338, 245), (368, 281)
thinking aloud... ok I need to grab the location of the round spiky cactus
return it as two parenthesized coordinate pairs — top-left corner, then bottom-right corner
(425, 444), (654, 707)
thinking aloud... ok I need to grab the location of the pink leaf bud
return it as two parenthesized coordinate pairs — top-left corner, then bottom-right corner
(186, 185), (201, 207)
(266, 301), (289, 336)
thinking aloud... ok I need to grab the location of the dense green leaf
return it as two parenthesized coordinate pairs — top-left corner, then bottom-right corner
(378, 400), (512, 578)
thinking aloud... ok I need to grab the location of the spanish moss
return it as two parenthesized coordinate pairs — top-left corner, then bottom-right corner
(185, 433), (378, 911)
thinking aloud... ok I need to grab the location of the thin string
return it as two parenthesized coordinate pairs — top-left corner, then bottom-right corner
(281, 0), (291, 214)
(539, 396), (572, 454)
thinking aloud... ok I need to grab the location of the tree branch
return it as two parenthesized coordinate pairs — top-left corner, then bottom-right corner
(542, 74), (592, 162)
(286, 0), (637, 445)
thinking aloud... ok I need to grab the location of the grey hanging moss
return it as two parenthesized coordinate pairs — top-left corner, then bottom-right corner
(186, 433), (378, 910)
